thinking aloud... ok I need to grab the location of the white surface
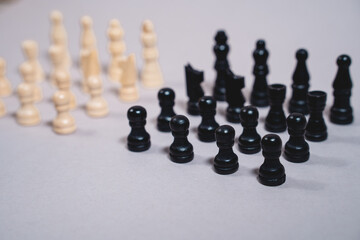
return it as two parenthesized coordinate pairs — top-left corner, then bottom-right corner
(0, 0), (360, 239)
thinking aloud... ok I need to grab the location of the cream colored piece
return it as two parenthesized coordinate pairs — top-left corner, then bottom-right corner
(54, 70), (76, 110)
(49, 45), (66, 86)
(0, 98), (6, 117)
(19, 62), (42, 102)
(107, 19), (126, 82)
(119, 53), (139, 102)
(52, 91), (76, 134)
(22, 40), (44, 83)
(0, 58), (12, 97)
(140, 20), (163, 88)
(16, 83), (41, 126)
(80, 16), (96, 50)
(80, 48), (100, 93)
(86, 76), (109, 118)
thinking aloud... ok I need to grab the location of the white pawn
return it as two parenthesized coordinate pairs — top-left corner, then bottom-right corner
(140, 20), (163, 88)
(54, 70), (76, 110)
(0, 57), (12, 97)
(19, 62), (42, 102)
(22, 40), (44, 83)
(119, 53), (139, 102)
(0, 98), (6, 118)
(107, 19), (126, 82)
(49, 45), (66, 86)
(16, 83), (41, 126)
(86, 76), (109, 118)
(52, 91), (76, 134)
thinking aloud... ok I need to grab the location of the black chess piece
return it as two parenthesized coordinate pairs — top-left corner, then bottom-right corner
(127, 106), (151, 152)
(225, 69), (246, 123)
(289, 49), (310, 115)
(185, 63), (204, 115)
(284, 113), (310, 163)
(169, 115), (194, 163)
(213, 30), (230, 101)
(198, 96), (220, 142)
(157, 88), (176, 132)
(250, 40), (269, 107)
(258, 134), (286, 186)
(265, 84), (287, 132)
(214, 125), (239, 175)
(238, 106), (261, 154)
(305, 91), (327, 142)
(330, 55), (353, 125)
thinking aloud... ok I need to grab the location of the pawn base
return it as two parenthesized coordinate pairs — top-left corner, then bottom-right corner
(258, 174), (286, 187)
(284, 151), (310, 163)
(305, 131), (327, 142)
(214, 162), (239, 175)
(187, 101), (200, 116)
(198, 132), (216, 142)
(128, 142), (151, 152)
(170, 152), (194, 164)
(239, 144), (261, 154)
(265, 123), (287, 133)
(330, 108), (353, 125)
(157, 123), (171, 132)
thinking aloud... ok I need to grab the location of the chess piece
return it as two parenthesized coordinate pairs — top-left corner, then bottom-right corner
(185, 63), (204, 116)
(250, 40), (269, 107)
(213, 30), (230, 101)
(0, 98), (6, 117)
(119, 54), (139, 102)
(19, 62), (42, 102)
(0, 58), (12, 97)
(330, 55), (353, 124)
(214, 125), (239, 175)
(16, 83), (41, 126)
(169, 115), (194, 163)
(107, 19), (126, 82)
(54, 71), (76, 109)
(22, 40), (44, 82)
(258, 134), (286, 186)
(141, 20), (163, 88)
(305, 91), (327, 142)
(225, 69), (245, 123)
(80, 16), (96, 51)
(289, 49), (310, 115)
(198, 96), (220, 142)
(127, 106), (151, 152)
(238, 106), (261, 154)
(86, 76), (109, 118)
(265, 84), (287, 132)
(284, 113), (310, 163)
(157, 88), (176, 132)
(49, 45), (66, 86)
(52, 91), (76, 134)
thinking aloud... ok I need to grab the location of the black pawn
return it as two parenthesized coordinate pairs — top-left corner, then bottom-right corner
(213, 30), (230, 101)
(284, 113), (310, 163)
(265, 84), (287, 132)
(127, 106), (151, 152)
(185, 63), (204, 115)
(289, 49), (310, 115)
(258, 134), (286, 187)
(238, 106), (261, 154)
(225, 69), (246, 123)
(157, 88), (176, 132)
(169, 115), (194, 163)
(330, 55), (353, 124)
(305, 91), (327, 142)
(250, 40), (269, 107)
(198, 96), (220, 142)
(214, 125), (239, 175)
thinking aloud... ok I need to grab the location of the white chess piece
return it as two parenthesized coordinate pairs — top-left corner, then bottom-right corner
(22, 40), (44, 83)
(0, 57), (12, 97)
(119, 53), (139, 102)
(54, 70), (77, 110)
(49, 44), (66, 86)
(86, 76), (109, 117)
(52, 91), (76, 134)
(0, 98), (6, 118)
(16, 83), (41, 126)
(19, 62), (42, 102)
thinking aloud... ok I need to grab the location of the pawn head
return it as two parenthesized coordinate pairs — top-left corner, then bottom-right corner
(337, 54), (351, 67)
(81, 16), (92, 28)
(261, 134), (282, 154)
(287, 113), (307, 130)
(109, 19), (120, 28)
(199, 96), (216, 110)
(170, 115), (189, 132)
(19, 62), (33, 80)
(215, 30), (228, 43)
(240, 106), (259, 124)
(296, 49), (308, 61)
(17, 83), (33, 98)
(256, 39), (266, 49)
(22, 40), (38, 58)
(158, 87), (175, 102)
(215, 125), (235, 144)
(142, 20), (154, 33)
(53, 91), (70, 106)
(87, 76), (102, 90)
(50, 10), (63, 23)
(127, 106), (147, 122)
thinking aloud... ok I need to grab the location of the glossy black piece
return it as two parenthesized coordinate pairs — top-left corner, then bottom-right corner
(238, 106), (261, 154)
(213, 30), (230, 101)
(214, 125), (239, 175)
(265, 84), (287, 132)
(258, 134), (286, 187)
(225, 69), (245, 123)
(185, 63), (204, 116)
(198, 96), (220, 142)
(305, 91), (327, 142)
(330, 55), (353, 125)
(127, 106), (151, 152)
(157, 88), (176, 132)
(169, 115), (194, 163)
(284, 113), (310, 163)
(289, 49), (310, 115)
(250, 40), (269, 107)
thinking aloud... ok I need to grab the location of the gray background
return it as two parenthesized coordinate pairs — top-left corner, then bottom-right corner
(0, 0), (360, 239)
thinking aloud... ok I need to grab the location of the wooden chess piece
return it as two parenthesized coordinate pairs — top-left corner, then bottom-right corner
(19, 62), (42, 102)
(119, 53), (139, 102)
(54, 70), (76, 110)
(0, 57), (12, 97)
(22, 40), (44, 83)
(49, 44), (66, 86)
(86, 76), (109, 117)
(140, 20), (163, 88)
(0, 98), (6, 118)
(16, 83), (41, 126)
(52, 91), (76, 134)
